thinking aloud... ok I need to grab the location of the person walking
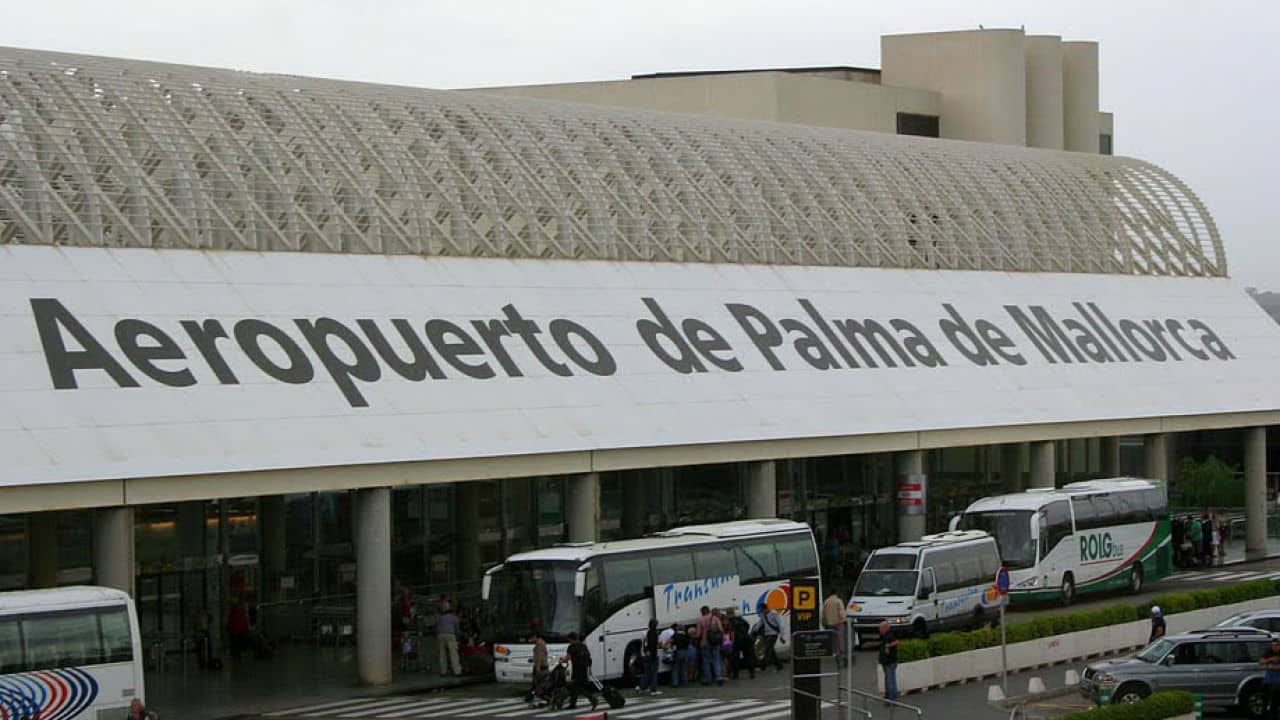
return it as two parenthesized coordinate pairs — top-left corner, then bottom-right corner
(1260, 637), (1280, 720)
(823, 590), (847, 667)
(563, 632), (599, 711)
(527, 632), (549, 705)
(636, 619), (662, 695)
(879, 620), (900, 701)
(226, 596), (251, 660)
(671, 623), (691, 688)
(1189, 515), (1203, 567)
(1149, 606), (1166, 643)
(435, 603), (462, 676)
(753, 602), (784, 672)
(697, 606), (725, 686)
(1201, 513), (1214, 567)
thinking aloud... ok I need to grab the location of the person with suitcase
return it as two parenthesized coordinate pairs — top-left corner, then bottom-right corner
(563, 632), (599, 711)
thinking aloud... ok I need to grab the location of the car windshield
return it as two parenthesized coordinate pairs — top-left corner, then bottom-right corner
(1214, 613), (1252, 628)
(854, 570), (919, 597)
(486, 560), (580, 643)
(958, 510), (1035, 569)
(1135, 639), (1173, 663)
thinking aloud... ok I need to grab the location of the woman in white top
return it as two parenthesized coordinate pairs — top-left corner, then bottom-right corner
(1211, 522), (1223, 566)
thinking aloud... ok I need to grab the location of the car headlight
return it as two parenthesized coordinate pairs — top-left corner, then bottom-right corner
(892, 616), (909, 624)
(1093, 673), (1115, 686)
(1016, 576), (1040, 588)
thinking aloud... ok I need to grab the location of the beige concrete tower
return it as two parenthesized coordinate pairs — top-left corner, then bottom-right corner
(881, 29), (1027, 145)
(1025, 35), (1065, 150)
(1063, 41), (1101, 153)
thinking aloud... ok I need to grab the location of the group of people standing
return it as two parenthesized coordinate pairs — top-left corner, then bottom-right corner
(637, 602), (787, 692)
(1172, 512), (1228, 568)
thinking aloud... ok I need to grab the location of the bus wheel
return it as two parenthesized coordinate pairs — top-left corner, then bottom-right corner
(622, 642), (642, 685)
(1130, 564), (1144, 594)
(1060, 573), (1075, 606)
(912, 618), (929, 639)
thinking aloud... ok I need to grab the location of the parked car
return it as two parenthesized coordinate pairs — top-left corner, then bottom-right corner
(1080, 629), (1275, 718)
(1213, 609), (1280, 633)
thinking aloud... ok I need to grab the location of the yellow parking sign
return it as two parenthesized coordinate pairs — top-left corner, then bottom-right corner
(792, 583), (816, 611)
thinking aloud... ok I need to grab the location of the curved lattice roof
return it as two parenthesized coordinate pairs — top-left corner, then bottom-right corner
(0, 47), (1225, 276)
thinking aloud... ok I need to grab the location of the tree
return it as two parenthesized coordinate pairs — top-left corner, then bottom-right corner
(1175, 455), (1243, 508)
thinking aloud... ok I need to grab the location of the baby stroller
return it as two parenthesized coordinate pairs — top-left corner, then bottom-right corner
(400, 630), (421, 672)
(531, 661), (570, 708)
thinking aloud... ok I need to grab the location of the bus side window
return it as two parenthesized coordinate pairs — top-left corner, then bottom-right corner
(0, 620), (20, 673)
(582, 566), (604, 633)
(650, 552), (695, 586)
(1143, 488), (1168, 522)
(602, 557), (653, 614)
(776, 537), (819, 576)
(1091, 496), (1117, 527)
(693, 548), (735, 579)
(1042, 501), (1072, 558)
(979, 547), (1001, 579)
(99, 608), (133, 663)
(734, 542), (780, 584)
(22, 611), (104, 670)
(1071, 497), (1098, 532)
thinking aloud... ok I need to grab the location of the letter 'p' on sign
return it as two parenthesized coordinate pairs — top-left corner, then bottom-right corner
(792, 585), (816, 611)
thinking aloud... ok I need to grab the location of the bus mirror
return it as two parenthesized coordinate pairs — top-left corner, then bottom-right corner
(574, 571), (586, 598)
(948, 515), (960, 532)
(481, 572), (494, 601)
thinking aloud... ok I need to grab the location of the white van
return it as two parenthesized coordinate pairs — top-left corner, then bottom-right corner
(845, 530), (1003, 638)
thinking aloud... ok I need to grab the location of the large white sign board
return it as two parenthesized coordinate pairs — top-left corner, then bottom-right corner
(2, 245), (1279, 487)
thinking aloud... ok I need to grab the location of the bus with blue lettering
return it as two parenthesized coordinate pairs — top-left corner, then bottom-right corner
(482, 519), (819, 684)
(1, 586), (146, 720)
(951, 478), (1171, 604)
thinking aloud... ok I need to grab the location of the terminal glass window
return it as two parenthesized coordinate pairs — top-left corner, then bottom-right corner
(0, 516), (26, 590)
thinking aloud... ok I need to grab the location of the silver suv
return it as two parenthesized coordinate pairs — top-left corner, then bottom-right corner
(1080, 629), (1275, 718)
(1214, 610), (1280, 633)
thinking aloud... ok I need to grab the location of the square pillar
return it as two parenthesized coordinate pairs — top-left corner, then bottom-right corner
(1246, 427), (1268, 560)
(28, 512), (58, 588)
(455, 483), (481, 582)
(748, 461), (778, 519)
(566, 473), (600, 543)
(93, 507), (135, 596)
(1144, 433), (1169, 482)
(1101, 437), (1121, 477)
(1001, 443), (1024, 492)
(896, 451), (926, 543)
(355, 487), (392, 685)
(1029, 441), (1055, 489)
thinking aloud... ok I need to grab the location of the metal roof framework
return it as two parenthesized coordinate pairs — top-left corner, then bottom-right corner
(0, 47), (1225, 276)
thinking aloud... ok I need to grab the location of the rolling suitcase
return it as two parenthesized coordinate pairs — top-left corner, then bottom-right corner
(592, 675), (625, 709)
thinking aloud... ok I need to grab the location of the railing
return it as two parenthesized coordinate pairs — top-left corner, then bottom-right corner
(842, 686), (923, 720)
(792, 675), (872, 720)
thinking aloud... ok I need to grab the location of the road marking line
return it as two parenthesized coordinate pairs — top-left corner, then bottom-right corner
(1177, 571), (1232, 581)
(732, 706), (792, 720)
(1210, 572), (1262, 582)
(454, 699), (538, 717)
(339, 698), (450, 717)
(695, 699), (768, 720)
(615, 699), (721, 718)
(369, 697), (459, 717)
(265, 697), (405, 716)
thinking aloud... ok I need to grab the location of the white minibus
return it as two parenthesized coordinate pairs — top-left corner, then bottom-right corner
(0, 586), (145, 720)
(482, 519), (820, 684)
(846, 530), (1003, 638)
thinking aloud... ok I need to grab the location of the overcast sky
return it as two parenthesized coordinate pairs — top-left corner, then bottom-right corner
(3, 1), (1276, 288)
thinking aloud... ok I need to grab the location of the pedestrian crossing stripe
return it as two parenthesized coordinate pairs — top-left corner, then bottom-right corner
(267, 695), (794, 720)
(1170, 569), (1280, 583)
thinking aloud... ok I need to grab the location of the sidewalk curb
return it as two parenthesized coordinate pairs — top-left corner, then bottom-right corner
(994, 685), (1080, 709)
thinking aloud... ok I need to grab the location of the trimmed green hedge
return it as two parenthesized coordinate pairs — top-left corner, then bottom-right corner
(897, 579), (1279, 662)
(1060, 691), (1195, 720)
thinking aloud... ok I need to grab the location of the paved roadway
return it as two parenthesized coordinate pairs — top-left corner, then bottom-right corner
(251, 559), (1280, 720)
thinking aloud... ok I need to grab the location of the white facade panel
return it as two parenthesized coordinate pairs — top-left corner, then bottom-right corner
(1, 245), (1278, 488)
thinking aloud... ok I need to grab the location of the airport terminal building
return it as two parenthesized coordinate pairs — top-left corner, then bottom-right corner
(2, 29), (1279, 685)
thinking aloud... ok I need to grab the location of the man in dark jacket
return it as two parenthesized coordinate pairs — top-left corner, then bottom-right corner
(637, 619), (662, 695)
(728, 608), (755, 679)
(563, 632), (598, 710)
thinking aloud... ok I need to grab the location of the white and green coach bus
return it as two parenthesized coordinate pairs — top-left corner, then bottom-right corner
(951, 479), (1172, 604)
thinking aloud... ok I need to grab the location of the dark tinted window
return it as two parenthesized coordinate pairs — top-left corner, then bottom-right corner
(1099, 133), (1113, 155)
(23, 611), (105, 669)
(1114, 492), (1146, 524)
(897, 113), (940, 138)
(1071, 497), (1098, 531)
(650, 552), (695, 586)
(1144, 488), (1168, 520)
(693, 548), (736, 578)
(1091, 496), (1117, 527)
(735, 542), (780, 584)
(929, 558), (957, 591)
(776, 537), (819, 576)
(0, 620), (20, 673)
(866, 553), (917, 570)
(1042, 501), (1073, 558)
(979, 546), (1001, 579)
(603, 556), (653, 612)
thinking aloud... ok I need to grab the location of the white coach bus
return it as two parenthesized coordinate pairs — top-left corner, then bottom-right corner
(482, 519), (820, 684)
(951, 478), (1172, 604)
(0, 586), (146, 720)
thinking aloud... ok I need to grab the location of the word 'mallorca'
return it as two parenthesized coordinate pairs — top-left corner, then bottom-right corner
(30, 298), (616, 408)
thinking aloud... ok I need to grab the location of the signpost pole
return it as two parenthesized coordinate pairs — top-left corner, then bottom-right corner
(997, 566), (1010, 696)
(790, 577), (822, 720)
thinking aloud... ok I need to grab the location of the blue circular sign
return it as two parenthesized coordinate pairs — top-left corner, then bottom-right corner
(996, 567), (1010, 595)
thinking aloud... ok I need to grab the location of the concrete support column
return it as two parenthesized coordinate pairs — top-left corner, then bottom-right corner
(260, 496), (287, 602)
(566, 473), (600, 544)
(621, 473), (646, 538)
(896, 451), (926, 543)
(1101, 437), (1121, 477)
(1029, 441), (1056, 489)
(355, 487), (392, 686)
(1001, 444), (1024, 492)
(28, 512), (58, 588)
(454, 483), (481, 582)
(92, 507), (134, 596)
(1144, 433), (1169, 482)
(747, 461), (778, 519)
(1246, 427), (1268, 560)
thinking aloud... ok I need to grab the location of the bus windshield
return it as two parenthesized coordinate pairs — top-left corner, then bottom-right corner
(959, 510), (1036, 569)
(853, 570), (918, 597)
(487, 561), (581, 643)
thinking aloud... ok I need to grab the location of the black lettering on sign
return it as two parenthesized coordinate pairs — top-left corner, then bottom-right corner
(30, 298), (140, 389)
